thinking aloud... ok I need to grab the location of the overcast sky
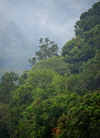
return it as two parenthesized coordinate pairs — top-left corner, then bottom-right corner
(0, 0), (99, 48)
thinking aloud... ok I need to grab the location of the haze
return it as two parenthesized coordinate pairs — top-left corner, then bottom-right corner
(0, 0), (99, 47)
(0, 0), (99, 77)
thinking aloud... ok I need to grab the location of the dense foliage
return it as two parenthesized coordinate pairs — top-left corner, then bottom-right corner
(0, 2), (100, 138)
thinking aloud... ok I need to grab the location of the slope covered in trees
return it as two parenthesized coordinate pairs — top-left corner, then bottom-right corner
(0, 2), (100, 138)
(0, 21), (37, 79)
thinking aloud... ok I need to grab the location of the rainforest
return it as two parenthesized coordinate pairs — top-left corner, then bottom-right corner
(0, 1), (100, 138)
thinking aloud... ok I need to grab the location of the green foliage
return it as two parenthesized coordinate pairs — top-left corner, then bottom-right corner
(62, 15), (100, 74)
(18, 70), (29, 85)
(0, 72), (19, 104)
(29, 38), (59, 62)
(62, 37), (88, 73)
(17, 93), (79, 138)
(0, 2), (100, 138)
(0, 104), (10, 138)
(75, 2), (100, 36)
(1, 72), (19, 89)
(53, 91), (100, 138)
(27, 68), (57, 90)
(52, 74), (67, 93)
(28, 57), (37, 66)
(61, 2), (100, 74)
(33, 56), (70, 75)
(14, 85), (33, 106)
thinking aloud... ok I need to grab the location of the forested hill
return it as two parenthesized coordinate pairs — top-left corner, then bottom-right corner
(0, 21), (38, 78)
(0, 2), (100, 138)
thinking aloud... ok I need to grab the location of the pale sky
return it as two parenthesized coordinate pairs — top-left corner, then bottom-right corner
(0, 0), (99, 47)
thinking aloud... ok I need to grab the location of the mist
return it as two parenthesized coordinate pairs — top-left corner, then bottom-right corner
(0, 0), (99, 77)
(1, 0), (99, 47)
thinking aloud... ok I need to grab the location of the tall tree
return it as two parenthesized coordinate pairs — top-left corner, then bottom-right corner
(29, 38), (59, 63)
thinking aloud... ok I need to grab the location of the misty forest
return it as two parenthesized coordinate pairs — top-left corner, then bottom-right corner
(0, 1), (100, 138)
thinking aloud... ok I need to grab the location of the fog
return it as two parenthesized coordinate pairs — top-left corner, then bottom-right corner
(0, 0), (99, 77)
(0, 0), (99, 47)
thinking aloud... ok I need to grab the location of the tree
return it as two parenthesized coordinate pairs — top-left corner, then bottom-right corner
(61, 37), (85, 73)
(17, 93), (79, 138)
(52, 91), (100, 138)
(28, 57), (36, 66)
(77, 50), (100, 91)
(29, 38), (59, 63)
(1, 72), (19, 91)
(0, 72), (19, 104)
(18, 70), (29, 85)
(0, 104), (10, 138)
(74, 2), (100, 36)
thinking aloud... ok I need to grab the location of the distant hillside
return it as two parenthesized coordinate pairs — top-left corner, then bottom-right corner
(0, 21), (38, 77)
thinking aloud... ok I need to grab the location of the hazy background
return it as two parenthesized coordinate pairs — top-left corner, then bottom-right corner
(0, 0), (99, 47)
(0, 0), (99, 77)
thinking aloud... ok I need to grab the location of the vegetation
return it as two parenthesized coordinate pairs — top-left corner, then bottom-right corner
(0, 2), (100, 138)
(28, 38), (59, 66)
